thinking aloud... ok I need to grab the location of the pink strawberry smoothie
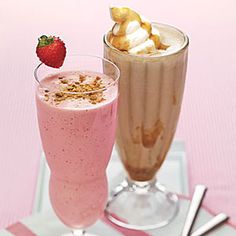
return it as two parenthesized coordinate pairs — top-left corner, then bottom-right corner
(36, 71), (118, 228)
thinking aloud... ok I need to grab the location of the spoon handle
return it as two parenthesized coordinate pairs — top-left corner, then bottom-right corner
(181, 185), (207, 236)
(191, 213), (228, 236)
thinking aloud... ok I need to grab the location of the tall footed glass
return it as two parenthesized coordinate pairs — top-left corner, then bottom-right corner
(34, 55), (119, 235)
(104, 23), (189, 230)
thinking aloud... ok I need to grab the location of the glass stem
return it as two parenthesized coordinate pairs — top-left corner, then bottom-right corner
(72, 229), (85, 236)
(126, 177), (157, 189)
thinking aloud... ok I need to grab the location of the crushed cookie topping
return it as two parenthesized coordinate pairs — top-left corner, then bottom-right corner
(43, 74), (106, 105)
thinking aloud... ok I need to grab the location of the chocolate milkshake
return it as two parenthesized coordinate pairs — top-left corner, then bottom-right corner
(104, 7), (188, 181)
(104, 7), (189, 229)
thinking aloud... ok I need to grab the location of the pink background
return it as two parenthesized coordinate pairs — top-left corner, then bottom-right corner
(0, 0), (236, 229)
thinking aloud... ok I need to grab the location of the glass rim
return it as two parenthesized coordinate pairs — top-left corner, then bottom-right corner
(34, 54), (120, 95)
(103, 22), (189, 59)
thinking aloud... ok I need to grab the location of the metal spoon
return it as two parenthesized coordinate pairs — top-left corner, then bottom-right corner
(191, 213), (229, 236)
(181, 185), (207, 236)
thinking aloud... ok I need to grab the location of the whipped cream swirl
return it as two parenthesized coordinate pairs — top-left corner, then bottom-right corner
(108, 7), (168, 55)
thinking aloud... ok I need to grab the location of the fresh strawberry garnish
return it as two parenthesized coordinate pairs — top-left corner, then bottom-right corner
(36, 35), (66, 68)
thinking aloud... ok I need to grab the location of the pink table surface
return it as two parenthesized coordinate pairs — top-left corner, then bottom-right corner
(5, 196), (236, 235)
(0, 0), (236, 229)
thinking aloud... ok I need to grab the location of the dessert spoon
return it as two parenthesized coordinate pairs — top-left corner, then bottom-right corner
(181, 185), (207, 236)
(191, 213), (229, 236)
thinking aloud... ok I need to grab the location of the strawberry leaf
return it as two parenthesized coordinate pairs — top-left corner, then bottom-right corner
(37, 35), (54, 47)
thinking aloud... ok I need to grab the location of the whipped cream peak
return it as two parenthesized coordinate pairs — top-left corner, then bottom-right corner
(108, 7), (168, 55)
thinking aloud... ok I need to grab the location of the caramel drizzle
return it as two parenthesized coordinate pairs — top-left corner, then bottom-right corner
(109, 7), (168, 51)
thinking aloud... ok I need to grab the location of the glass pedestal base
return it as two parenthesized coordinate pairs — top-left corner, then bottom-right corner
(105, 178), (179, 230)
(63, 234), (96, 236)
(63, 232), (96, 236)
